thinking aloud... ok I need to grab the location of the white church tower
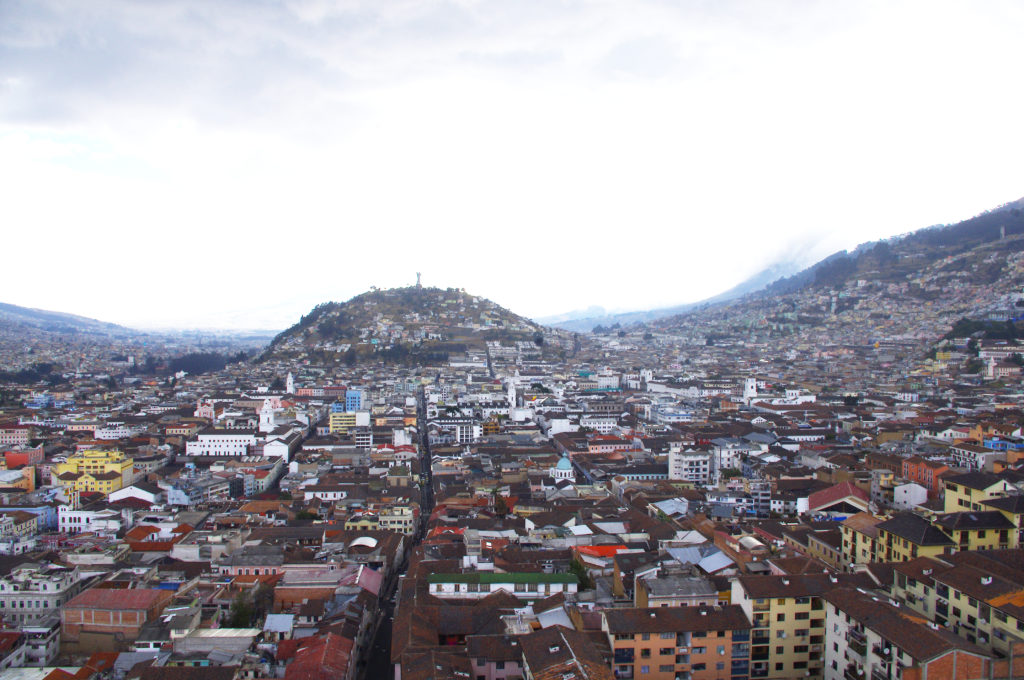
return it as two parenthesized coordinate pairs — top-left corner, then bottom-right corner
(259, 398), (276, 433)
(743, 377), (758, 403)
(286, 372), (294, 394)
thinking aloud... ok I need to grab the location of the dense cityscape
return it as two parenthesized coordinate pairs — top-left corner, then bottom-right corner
(0, 203), (1022, 680)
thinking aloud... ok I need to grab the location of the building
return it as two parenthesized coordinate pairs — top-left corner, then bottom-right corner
(732, 573), (873, 680)
(901, 457), (950, 499)
(950, 443), (1001, 471)
(670, 449), (713, 485)
(329, 409), (371, 435)
(602, 605), (752, 680)
(52, 449), (134, 497)
(944, 472), (1014, 513)
(62, 587), (175, 652)
(873, 512), (954, 562)
(890, 549), (1024, 660)
(185, 428), (258, 457)
(823, 586), (1017, 680)
(426, 573), (578, 602)
(0, 563), (82, 625)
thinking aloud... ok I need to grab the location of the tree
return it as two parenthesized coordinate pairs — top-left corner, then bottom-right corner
(568, 558), (594, 590)
(226, 593), (254, 627)
(270, 376), (285, 391)
(493, 494), (508, 517)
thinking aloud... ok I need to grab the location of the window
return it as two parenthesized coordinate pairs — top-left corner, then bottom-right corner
(641, 633), (651, 641)
(660, 632), (674, 639)
(795, 612), (809, 620)
(495, 662), (505, 670)
(659, 665), (674, 673)
(659, 648), (673, 656)
(692, 647), (706, 654)
(776, 613), (785, 621)
(641, 649), (651, 659)
(717, 646), (725, 655)
(640, 666), (649, 674)
(716, 662), (725, 670)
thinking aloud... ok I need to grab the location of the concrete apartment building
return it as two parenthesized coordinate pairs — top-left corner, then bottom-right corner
(0, 563), (82, 625)
(732, 573), (873, 680)
(889, 550), (1024, 661)
(602, 605), (752, 680)
(823, 586), (1024, 680)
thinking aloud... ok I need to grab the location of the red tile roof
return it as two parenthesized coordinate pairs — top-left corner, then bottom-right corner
(808, 481), (869, 513)
(65, 587), (169, 611)
(285, 633), (353, 680)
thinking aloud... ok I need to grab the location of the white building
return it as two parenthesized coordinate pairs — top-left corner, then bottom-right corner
(0, 563), (82, 625)
(58, 505), (124, 536)
(185, 429), (258, 457)
(892, 482), (928, 510)
(669, 449), (712, 485)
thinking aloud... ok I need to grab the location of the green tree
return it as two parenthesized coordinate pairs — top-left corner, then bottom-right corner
(226, 593), (254, 627)
(568, 558), (594, 590)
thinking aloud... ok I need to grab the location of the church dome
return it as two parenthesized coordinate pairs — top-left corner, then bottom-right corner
(556, 455), (573, 471)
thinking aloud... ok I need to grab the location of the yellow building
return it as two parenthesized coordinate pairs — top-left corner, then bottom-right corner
(874, 511), (953, 562)
(891, 551), (1024, 659)
(733, 573), (874, 680)
(53, 449), (134, 497)
(933, 511), (1018, 551)
(944, 471), (1014, 513)
(344, 514), (380, 531)
(0, 466), (36, 493)
(840, 512), (882, 569)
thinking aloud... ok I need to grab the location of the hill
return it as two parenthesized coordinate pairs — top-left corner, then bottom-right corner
(260, 286), (570, 365)
(542, 260), (804, 332)
(644, 198), (1024, 346)
(0, 301), (133, 337)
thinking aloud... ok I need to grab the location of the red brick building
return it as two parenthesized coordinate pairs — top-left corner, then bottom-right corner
(61, 587), (175, 652)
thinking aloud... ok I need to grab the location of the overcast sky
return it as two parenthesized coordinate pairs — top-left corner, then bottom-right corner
(2, 1), (1023, 330)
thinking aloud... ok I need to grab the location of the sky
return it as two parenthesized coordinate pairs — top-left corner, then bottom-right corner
(2, 0), (1023, 330)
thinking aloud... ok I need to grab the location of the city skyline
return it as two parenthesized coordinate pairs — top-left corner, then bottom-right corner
(2, 0), (1023, 329)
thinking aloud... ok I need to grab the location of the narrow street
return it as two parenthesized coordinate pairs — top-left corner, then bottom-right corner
(358, 387), (434, 680)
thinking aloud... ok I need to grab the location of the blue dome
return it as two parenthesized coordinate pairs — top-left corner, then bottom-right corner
(556, 455), (572, 470)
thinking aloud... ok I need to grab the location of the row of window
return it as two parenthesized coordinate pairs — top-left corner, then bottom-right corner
(0, 599), (52, 609)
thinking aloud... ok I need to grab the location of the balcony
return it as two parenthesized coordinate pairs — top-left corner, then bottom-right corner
(844, 664), (865, 680)
(613, 650), (635, 664)
(614, 668), (633, 680)
(872, 643), (892, 658)
(847, 629), (867, 658)
(871, 668), (889, 680)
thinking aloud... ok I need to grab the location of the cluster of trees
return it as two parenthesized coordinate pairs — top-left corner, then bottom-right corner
(166, 351), (248, 376)
(944, 318), (1022, 342)
(0, 362), (65, 386)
